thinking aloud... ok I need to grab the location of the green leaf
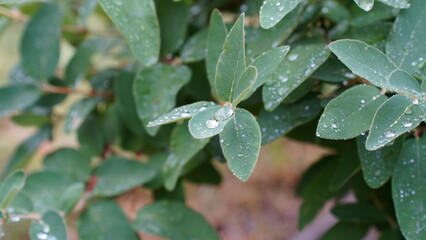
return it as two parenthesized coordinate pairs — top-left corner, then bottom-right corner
(386, 0), (426, 74)
(154, 181), (185, 203)
(3, 125), (51, 177)
(354, 0), (375, 11)
(219, 108), (261, 182)
(8, 191), (33, 215)
(392, 137), (426, 240)
(329, 146), (360, 191)
(366, 94), (425, 150)
(350, 2), (396, 27)
(64, 97), (100, 133)
(59, 183), (84, 213)
(43, 148), (91, 182)
(332, 203), (387, 223)
(134, 201), (219, 240)
(78, 200), (138, 240)
(147, 101), (217, 127)
(378, 0), (409, 8)
(317, 85), (387, 140)
(164, 122), (210, 190)
(320, 222), (369, 240)
(206, 9), (228, 88)
(180, 28), (208, 63)
(188, 106), (234, 139)
(98, 0), (160, 66)
(92, 157), (156, 197)
(22, 171), (76, 212)
(0, 84), (42, 118)
(387, 69), (423, 99)
(232, 66), (258, 106)
(258, 97), (321, 144)
(77, 115), (105, 157)
(357, 135), (403, 189)
(259, 0), (303, 29)
(29, 211), (67, 240)
(214, 14), (246, 102)
(0, 170), (25, 209)
(263, 42), (330, 111)
(21, 2), (62, 80)
(133, 63), (191, 136)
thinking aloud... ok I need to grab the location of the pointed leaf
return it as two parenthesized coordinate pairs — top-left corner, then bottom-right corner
(219, 109), (261, 181)
(134, 201), (219, 240)
(388, 69), (423, 99)
(386, 0), (425, 74)
(188, 106), (234, 139)
(232, 66), (258, 105)
(21, 2), (62, 80)
(259, 0), (303, 29)
(317, 85), (387, 140)
(392, 137), (426, 239)
(29, 211), (67, 240)
(0, 84), (42, 118)
(147, 101), (217, 127)
(0, 170), (25, 208)
(354, 0), (375, 11)
(98, 0), (160, 66)
(215, 14), (246, 102)
(366, 94), (425, 150)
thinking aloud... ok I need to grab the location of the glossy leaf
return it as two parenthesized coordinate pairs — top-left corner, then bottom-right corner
(219, 109), (261, 182)
(43, 148), (91, 182)
(0, 170), (25, 208)
(92, 157), (155, 197)
(215, 14), (246, 102)
(378, 0), (409, 8)
(206, 9), (227, 87)
(188, 106), (234, 139)
(64, 98), (100, 133)
(164, 122), (209, 190)
(98, 0), (160, 66)
(147, 101), (217, 127)
(386, 0), (426, 74)
(134, 201), (219, 240)
(181, 28), (208, 63)
(317, 85), (387, 140)
(392, 137), (426, 239)
(20, 2), (62, 80)
(78, 200), (138, 240)
(29, 211), (67, 240)
(134, 64), (191, 136)
(366, 94), (425, 150)
(354, 0), (374, 11)
(232, 66), (258, 106)
(263, 42), (330, 111)
(0, 84), (41, 118)
(259, 0), (303, 29)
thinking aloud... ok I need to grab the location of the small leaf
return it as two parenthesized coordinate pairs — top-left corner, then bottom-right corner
(317, 85), (387, 140)
(78, 200), (138, 240)
(133, 63), (191, 136)
(29, 211), (67, 240)
(392, 137), (426, 239)
(219, 109), (261, 182)
(0, 170), (25, 209)
(188, 106), (234, 139)
(92, 157), (155, 197)
(134, 201), (219, 240)
(20, 2), (62, 80)
(354, 0), (375, 11)
(0, 84), (42, 118)
(64, 97), (100, 133)
(98, 0), (160, 66)
(232, 66), (258, 106)
(214, 13), (246, 102)
(259, 0), (303, 29)
(43, 148), (91, 182)
(366, 94), (425, 150)
(386, 0), (425, 74)
(147, 101), (217, 127)
(206, 9), (228, 88)
(181, 28), (208, 63)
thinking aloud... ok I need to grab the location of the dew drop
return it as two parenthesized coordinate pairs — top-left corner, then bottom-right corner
(385, 130), (396, 138)
(36, 233), (48, 240)
(413, 99), (419, 105)
(402, 120), (413, 128)
(288, 53), (299, 61)
(205, 119), (219, 129)
(214, 106), (234, 121)
(331, 123), (338, 129)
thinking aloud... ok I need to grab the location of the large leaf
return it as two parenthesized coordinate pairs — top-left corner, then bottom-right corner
(0, 170), (25, 208)
(43, 148), (91, 182)
(392, 137), (426, 239)
(219, 108), (261, 182)
(98, 0), (160, 66)
(366, 94), (425, 150)
(78, 200), (138, 240)
(134, 201), (219, 240)
(258, 97), (321, 144)
(317, 85), (387, 140)
(354, 0), (375, 11)
(92, 157), (156, 197)
(386, 0), (425, 75)
(259, 0), (303, 29)
(163, 122), (209, 190)
(64, 97), (100, 133)
(263, 42), (330, 111)
(20, 2), (62, 80)
(206, 9), (227, 88)
(0, 84), (42, 118)
(357, 135), (403, 189)
(29, 211), (67, 240)
(188, 106), (234, 139)
(214, 14), (246, 102)
(133, 63), (191, 135)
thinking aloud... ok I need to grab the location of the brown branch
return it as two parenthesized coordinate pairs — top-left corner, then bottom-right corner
(41, 84), (114, 99)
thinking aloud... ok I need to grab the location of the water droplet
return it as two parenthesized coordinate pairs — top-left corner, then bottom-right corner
(413, 99), (419, 105)
(403, 120), (413, 128)
(288, 53), (299, 61)
(206, 119), (219, 129)
(385, 130), (396, 138)
(214, 106), (234, 121)
(374, 170), (381, 176)
(360, 99), (366, 104)
(36, 233), (48, 240)
(331, 123), (338, 129)
(180, 111), (191, 118)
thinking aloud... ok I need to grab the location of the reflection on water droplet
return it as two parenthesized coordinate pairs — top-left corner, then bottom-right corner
(331, 123), (338, 129)
(288, 53), (299, 61)
(214, 106), (234, 121)
(413, 99), (419, 105)
(385, 130), (396, 138)
(402, 120), (413, 128)
(205, 119), (219, 129)
(36, 233), (48, 240)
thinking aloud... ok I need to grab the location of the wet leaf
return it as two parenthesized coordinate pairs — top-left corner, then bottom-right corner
(353, 0), (375, 11)
(0, 170), (25, 209)
(232, 66), (258, 106)
(378, 0), (409, 8)
(206, 9), (227, 88)
(29, 211), (67, 240)
(0, 84), (42, 118)
(188, 106), (234, 139)
(259, 0), (303, 29)
(181, 28), (208, 63)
